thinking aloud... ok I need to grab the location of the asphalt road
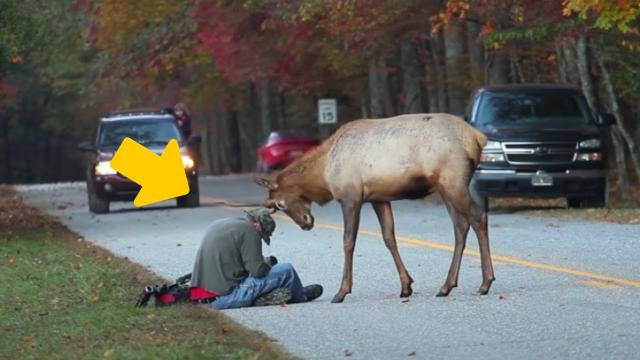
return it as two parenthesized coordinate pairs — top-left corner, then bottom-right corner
(19, 176), (640, 360)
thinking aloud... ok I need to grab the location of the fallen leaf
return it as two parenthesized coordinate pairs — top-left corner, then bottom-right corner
(24, 336), (33, 343)
(90, 294), (100, 303)
(497, 295), (505, 300)
(176, 243), (182, 247)
(343, 349), (353, 357)
(147, 314), (156, 320)
(401, 299), (410, 303)
(104, 349), (114, 357)
(408, 351), (416, 356)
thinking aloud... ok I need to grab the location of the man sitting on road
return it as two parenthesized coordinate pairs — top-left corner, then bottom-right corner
(191, 208), (323, 310)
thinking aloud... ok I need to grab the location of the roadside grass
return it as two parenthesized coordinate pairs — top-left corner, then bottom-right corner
(490, 197), (640, 224)
(0, 186), (293, 360)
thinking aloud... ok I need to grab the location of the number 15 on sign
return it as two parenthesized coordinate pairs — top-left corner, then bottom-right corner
(318, 99), (337, 124)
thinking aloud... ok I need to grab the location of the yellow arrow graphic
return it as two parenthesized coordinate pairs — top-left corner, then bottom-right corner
(110, 137), (190, 207)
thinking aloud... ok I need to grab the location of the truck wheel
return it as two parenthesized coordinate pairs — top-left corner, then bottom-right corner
(87, 183), (110, 214)
(581, 190), (607, 209)
(567, 197), (581, 209)
(177, 183), (200, 208)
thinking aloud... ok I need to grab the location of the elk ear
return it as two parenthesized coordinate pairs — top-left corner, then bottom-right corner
(254, 176), (278, 190)
(275, 200), (287, 210)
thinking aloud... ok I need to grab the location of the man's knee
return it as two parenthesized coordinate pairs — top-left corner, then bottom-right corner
(270, 262), (296, 278)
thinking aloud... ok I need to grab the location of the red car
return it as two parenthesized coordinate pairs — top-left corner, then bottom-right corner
(256, 129), (320, 172)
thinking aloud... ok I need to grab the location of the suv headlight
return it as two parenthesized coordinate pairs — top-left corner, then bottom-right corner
(181, 155), (195, 169)
(483, 141), (502, 151)
(95, 161), (117, 175)
(579, 138), (600, 149)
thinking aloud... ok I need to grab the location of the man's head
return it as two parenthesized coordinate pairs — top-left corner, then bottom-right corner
(245, 208), (276, 245)
(254, 176), (315, 230)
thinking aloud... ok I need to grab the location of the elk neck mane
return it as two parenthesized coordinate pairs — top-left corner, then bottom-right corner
(275, 129), (349, 205)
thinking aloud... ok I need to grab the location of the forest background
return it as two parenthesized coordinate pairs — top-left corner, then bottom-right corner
(1, 0), (639, 197)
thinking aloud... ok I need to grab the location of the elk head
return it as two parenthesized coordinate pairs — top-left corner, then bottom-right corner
(255, 176), (315, 230)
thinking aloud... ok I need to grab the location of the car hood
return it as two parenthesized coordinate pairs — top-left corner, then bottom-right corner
(96, 144), (188, 161)
(479, 125), (602, 142)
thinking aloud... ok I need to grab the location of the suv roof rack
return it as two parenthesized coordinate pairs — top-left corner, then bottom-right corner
(103, 108), (172, 118)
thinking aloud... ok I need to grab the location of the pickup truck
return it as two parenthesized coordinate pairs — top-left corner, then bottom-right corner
(467, 84), (614, 209)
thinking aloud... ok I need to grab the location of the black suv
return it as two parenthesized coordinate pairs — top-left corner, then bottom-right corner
(79, 109), (201, 213)
(467, 84), (614, 208)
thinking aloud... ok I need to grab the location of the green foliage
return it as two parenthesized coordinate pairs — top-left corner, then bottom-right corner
(564, 0), (640, 34)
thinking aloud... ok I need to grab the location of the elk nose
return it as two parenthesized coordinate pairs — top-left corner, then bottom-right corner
(303, 214), (314, 225)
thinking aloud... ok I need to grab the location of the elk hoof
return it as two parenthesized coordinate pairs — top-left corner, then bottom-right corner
(436, 286), (453, 297)
(477, 287), (490, 295)
(331, 293), (346, 303)
(400, 285), (413, 298)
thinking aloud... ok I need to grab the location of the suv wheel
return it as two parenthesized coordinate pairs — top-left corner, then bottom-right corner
(177, 181), (200, 208)
(87, 182), (110, 214)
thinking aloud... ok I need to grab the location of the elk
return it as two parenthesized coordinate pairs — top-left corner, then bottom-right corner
(255, 113), (495, 303)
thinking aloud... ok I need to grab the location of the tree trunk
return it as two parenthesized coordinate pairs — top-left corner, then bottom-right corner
(430, 28), (448, 112)
(555, 39), (568, 83)
(596, 53), (640, 183)
(561, 41), (581, 85)
(226, 110), (242, 173)
(486, 46), (509, 85)
(368, 57), (394, 118)
(443, 18), (467, 114)
(400, 38), (423, 114)
(509, 54), (526, 83)
(257, 79), (275, 137)
(1, 115), (11, 183)
(575, 35), (598, 113)
(610, 127), (631, 194)
(466, 20), (484, 86)
(203, 117), (216, 174)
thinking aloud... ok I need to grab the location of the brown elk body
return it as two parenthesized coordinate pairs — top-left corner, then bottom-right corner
(255, 113), (495, 303)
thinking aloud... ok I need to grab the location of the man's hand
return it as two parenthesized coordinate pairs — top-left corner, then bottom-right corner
(264, 256), (278, 266)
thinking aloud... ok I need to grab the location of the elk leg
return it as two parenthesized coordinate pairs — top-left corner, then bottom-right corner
(470, 203), (495, 294)
(437, 199), (470, 297)
(372, 201), (413, 297)
(332, 200), (362, 303)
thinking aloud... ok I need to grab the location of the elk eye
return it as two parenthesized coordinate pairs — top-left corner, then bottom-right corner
(275, 200), (287, 210)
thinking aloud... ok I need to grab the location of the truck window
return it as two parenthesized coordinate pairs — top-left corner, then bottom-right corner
(476, 92), (593, 128)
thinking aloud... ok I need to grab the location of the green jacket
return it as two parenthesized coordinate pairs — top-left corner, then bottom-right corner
(191, 217), (270, 295)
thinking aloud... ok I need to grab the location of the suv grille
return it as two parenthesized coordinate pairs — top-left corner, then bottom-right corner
(503, 142), (577, 164)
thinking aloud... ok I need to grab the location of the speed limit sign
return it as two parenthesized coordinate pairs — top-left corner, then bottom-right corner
(318, 98), (337, 124)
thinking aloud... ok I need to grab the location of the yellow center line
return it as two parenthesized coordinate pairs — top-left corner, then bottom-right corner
(580, 279), (621, 289)
(202, 196), (640, 289)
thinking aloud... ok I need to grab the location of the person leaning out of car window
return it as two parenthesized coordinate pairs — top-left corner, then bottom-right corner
(173, 102), (192, 138)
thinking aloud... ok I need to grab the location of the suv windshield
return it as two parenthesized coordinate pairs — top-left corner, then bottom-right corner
(476, 91), (594, 129)
(98, 118), (182, 147)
